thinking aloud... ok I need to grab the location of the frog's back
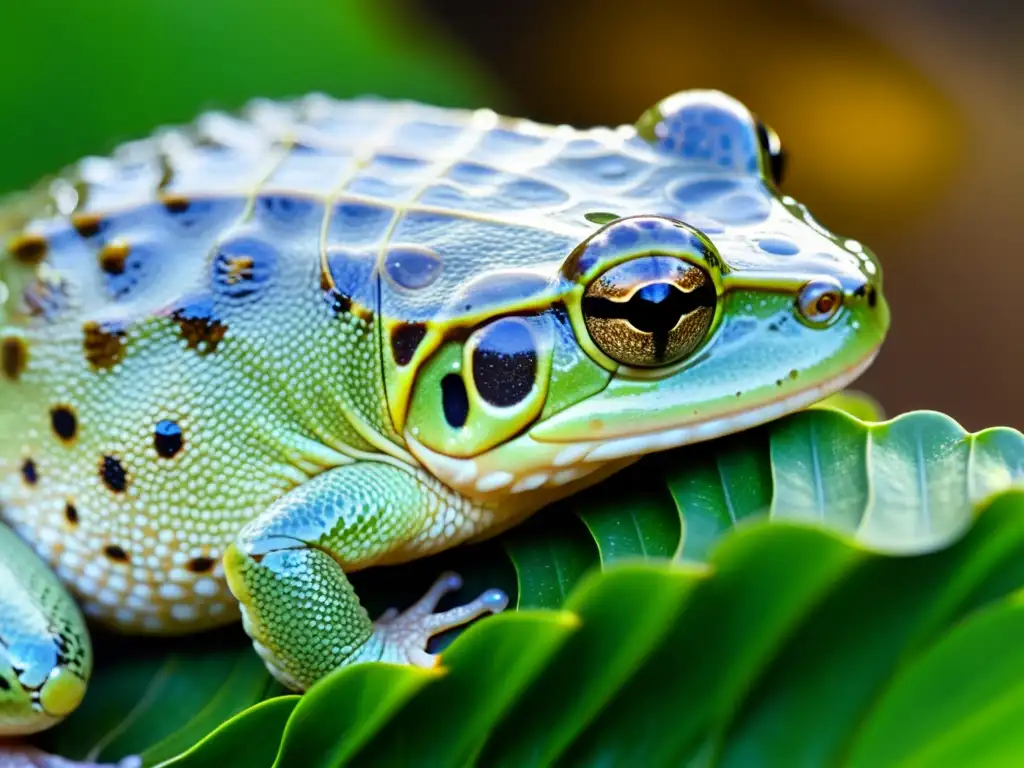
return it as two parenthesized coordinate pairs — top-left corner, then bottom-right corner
(0, 95), (674, 634)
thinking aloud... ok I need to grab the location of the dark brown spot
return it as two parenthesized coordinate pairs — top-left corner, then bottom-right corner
(160, 194), (191, 214)
(21, 458), (38, 486)
(100, 455), (127, 493)
(8, 234), (47, 265)
(0, 677), (9, 691)
(104, 544), (129, 562)
(71, 214), (104, 239)
(323, 285), (372, 323)
(187, 556), (216, 574)
(98, 242), (130, 275)
(222, 255), (253, 285)
(51, 406), (78, 443)
(65, 501), (79, 525)
(213, 238), (277, 301)
(867, 286), (878, 309)
(390, 323), (427, 366)
(324, 287), (351, 315)
(83, 322), (126, 370)
(776, 379), (784, 387)
(323, 246), (379, 314)
(1, 335), (28, 381)
(789, 369), (799, 380)
(172, 298), (227, 355)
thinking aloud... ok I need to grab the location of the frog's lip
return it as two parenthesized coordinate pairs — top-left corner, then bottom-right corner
(405, 347), (878, 499)
(530, 346), (879, 459)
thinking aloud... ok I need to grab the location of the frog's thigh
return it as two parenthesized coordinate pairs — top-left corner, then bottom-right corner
(223, 462), (508, 691)
(0, 524), (91, 738)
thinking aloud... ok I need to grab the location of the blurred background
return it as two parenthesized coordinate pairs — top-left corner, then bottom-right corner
(1, 0), (1019, 429)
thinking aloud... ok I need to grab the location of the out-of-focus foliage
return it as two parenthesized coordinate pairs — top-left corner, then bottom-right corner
(0, 0), (495, 195)
(810, 389), (886, 422)
(434, 0), (967, 236)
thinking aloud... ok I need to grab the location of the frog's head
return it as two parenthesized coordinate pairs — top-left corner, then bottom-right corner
(390, 90), (889, 510)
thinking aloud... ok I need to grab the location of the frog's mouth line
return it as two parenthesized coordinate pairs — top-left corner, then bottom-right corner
(406, 347), (880, 499)
(542, 347), (881, 462)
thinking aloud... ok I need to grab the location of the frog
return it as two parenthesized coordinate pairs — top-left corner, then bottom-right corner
(0, 89), (889, 765)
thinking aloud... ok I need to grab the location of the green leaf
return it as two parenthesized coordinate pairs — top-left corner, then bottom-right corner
(768, 410), (1024, 552)
(176, 489), (1024, 767)
(561, 525), (866, 765)
(155, 696), (300, 768)
(846, 513), (1024, 765)
(273, 665), (437, 768)
(503, 510), (599, 609)
(714, 491), (1024, 767)
(574, 481), (682, 563)
(346, 612), (579, 766)
(141, 650), (275, 766)
(583, 212), (621, 225)
(479, 565), (705, 766)
(665, 430), (773, 561)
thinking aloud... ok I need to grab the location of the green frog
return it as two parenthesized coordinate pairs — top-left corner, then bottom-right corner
(0, 89), (888, 763)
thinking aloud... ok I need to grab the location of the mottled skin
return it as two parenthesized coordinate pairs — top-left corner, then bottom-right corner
(0, 90), (888, 757)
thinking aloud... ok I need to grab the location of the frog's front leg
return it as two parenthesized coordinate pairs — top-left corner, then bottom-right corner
(223, 462), (508, 691)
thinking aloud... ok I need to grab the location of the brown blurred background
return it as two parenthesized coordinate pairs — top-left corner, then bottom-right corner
(1, 0), (1019, 430)
(419, 0), (1023, 430)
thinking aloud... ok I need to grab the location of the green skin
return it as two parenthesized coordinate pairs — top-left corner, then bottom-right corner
(0, 90), (888, 762)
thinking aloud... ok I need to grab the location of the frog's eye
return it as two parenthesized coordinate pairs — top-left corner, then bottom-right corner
(756, 120), (787, 186)
(796, 278), (844, 326)
(582, 256), (717, 367)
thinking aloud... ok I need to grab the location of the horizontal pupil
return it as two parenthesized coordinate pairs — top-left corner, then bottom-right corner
(585, 280), (715, 334)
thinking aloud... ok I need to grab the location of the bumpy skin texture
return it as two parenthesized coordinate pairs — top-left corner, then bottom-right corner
(0, 91), (888, 740)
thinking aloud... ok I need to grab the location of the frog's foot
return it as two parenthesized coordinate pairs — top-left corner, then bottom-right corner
(0, 744), (140, 768)
(372, 571), (509, 668)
